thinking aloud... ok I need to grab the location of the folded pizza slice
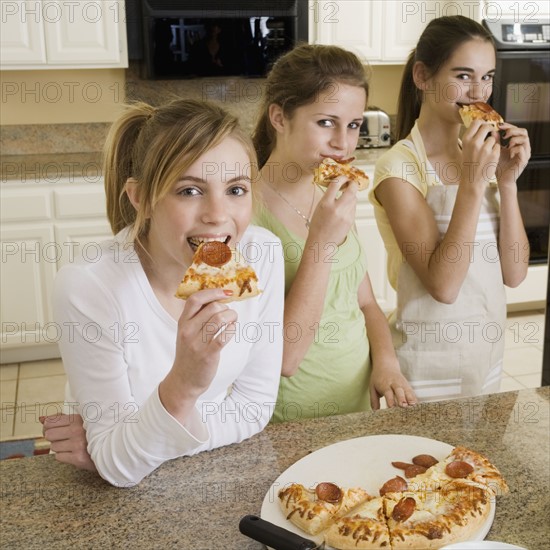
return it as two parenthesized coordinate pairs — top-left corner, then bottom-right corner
(278, 482), (370, 536)
(407, 446), (509, 496)
(459, 101), (509, 146)
(314, 157), (370, 191)
(384, 480), (492, 550)
(324, 495), (390, 549)
(175, 241), (261, 303)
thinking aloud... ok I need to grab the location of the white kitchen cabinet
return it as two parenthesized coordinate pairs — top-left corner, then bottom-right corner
(0, 179), (111, 363)
(0, 0), (128, 69)
(353, 164), (397, 313)
(309, 0), (439, 63)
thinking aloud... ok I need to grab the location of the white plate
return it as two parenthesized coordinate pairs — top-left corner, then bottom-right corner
(261, 435), (495, 549)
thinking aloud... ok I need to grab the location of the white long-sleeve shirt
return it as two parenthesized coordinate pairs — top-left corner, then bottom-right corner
(53, 225), (284, 487)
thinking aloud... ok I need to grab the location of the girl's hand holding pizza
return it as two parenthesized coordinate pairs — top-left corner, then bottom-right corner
(173, 289), (238, 395)
(308, 178), (358, 247)
(496, 122), (531, 188)
(159, 289), (238, 420)
(460, 118), (501, 188)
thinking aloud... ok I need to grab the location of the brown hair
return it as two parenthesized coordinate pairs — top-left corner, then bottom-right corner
(252, 43), (369, 168)
(103, 99), (256, 243)
(396, 15), (495, 141)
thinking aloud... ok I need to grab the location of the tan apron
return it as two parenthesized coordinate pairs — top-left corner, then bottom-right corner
(393, 128), (506, 402)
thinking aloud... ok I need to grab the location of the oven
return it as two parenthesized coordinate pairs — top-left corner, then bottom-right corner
(484, 18), (550, 265)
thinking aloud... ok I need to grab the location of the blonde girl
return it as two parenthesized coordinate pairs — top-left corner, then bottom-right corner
(42, 99), (284, 485)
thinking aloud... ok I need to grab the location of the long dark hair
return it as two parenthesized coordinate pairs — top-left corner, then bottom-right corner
(396, 15), (495, 141)
(252, 43), (369, 168)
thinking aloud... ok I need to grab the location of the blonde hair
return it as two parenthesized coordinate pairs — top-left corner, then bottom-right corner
(103, 99), (257, 243)
(252, 43), (369, 168)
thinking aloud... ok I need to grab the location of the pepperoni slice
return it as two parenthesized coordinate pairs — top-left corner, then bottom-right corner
(412, 454), (438, 469)
(392, 496), (416, 522)
(445, 460), (474, 478)
(404, 464), (427, 478)
(380, 476), (408, 496)
(315, 482), (342, 503)
(198, 241), (232, 267)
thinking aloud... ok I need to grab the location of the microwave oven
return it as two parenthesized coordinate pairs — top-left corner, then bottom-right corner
(134, 0), (309, 79)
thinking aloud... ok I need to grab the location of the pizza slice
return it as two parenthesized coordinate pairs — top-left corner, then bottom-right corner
(407, 446), (509, 496)
(384, 480), (492, 549)
(324, 495), (391, 549)
(278, 482), (370, 536)
(314, 157), (370, 191)
(174, 241), (261, 303)
(459, 101), (509, 146)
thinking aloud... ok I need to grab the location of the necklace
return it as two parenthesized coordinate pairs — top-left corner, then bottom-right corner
(269, 183), (318, 229)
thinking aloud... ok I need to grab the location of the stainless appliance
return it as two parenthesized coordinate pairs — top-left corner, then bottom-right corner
(357, 108), (391, 148)
(135, 0), (308, 79)
(483, 18), (550, 265)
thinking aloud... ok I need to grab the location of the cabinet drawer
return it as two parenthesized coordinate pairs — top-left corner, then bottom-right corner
(0, 188), (52, 222)
(54, 188), (107, 218)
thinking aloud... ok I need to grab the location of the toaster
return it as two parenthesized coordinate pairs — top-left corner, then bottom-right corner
(357, 108), (391, 148)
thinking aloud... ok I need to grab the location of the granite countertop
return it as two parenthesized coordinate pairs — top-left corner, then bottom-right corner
(0, 152), (103, 182)
(1, 387), (548, 549)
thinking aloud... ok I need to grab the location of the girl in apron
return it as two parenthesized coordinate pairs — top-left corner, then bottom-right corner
(370, 16), (531, 402)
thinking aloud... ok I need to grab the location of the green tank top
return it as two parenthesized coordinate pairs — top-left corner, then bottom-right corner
(253, 204), (372, 423)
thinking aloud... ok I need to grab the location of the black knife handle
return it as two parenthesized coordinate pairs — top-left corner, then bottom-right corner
(239, 515), (319, 550)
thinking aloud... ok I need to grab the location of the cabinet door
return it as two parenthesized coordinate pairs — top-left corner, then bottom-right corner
(381, 1), (436, 62)
(355, 200), (397, 313)
(0, 0), (46, 65)
(43, 0), (126, 65)
(54, 222), (113, 269)
(0, 225), (57, 349)
(312, 0), (382, 60)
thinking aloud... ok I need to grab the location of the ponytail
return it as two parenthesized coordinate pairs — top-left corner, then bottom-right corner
(103, 102), (155, 236)
(395, 51), (421, 141)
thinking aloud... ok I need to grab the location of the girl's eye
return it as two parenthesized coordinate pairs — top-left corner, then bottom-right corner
(228, 185), (248, 197)
(457, 73), (470, 81)
(318, 119), (335, 128)
(482, 74), (494, 81)
(178, 187), (200, 197)
(348, 121), (361, 130)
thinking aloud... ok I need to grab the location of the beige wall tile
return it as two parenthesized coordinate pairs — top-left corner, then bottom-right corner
(17, 375), (66, 405)
(0, 364), (19, 382)
(503, 346), (543, 377)
(19, 359), (65, 379)
(1, 379), (17, 409)
(0, 407), (16, 440)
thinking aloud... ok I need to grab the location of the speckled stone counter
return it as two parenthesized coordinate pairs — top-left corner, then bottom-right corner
(1, 152), (103, 182)
(2, 387), (548, 549)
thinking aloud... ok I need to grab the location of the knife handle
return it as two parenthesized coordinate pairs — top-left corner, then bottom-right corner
(239, 515), (319, 550)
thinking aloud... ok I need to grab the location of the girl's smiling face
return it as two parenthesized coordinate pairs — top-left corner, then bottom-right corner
(421, 38), (496, 123)
(146, 136), (253, 270)
(278, 82), (366, 174)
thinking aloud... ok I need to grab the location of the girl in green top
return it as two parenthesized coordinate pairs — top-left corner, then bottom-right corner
(252, 44), (417, 422)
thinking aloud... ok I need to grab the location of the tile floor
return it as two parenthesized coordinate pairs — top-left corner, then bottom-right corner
(0, 310), (546, 442)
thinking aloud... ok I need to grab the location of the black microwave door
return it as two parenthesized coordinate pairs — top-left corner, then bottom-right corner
(492, 51), (550, 157)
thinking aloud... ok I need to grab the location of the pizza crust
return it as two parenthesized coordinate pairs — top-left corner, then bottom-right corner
(385, 482), (491, 550)
(278, 484), (370, 536)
